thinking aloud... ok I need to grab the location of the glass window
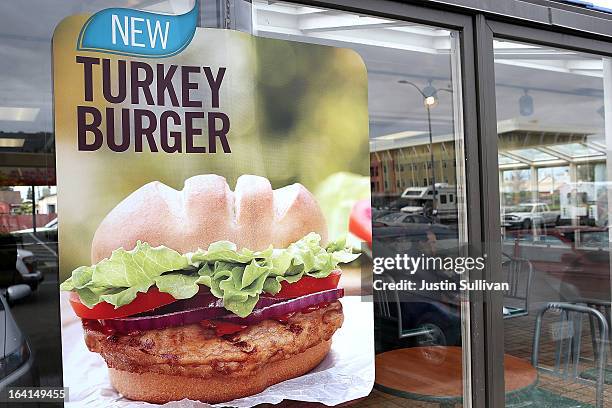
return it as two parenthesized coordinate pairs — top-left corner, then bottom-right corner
(499, 153), (521, 165)
(501, 169), (532, 208)
(0, 0), (261, 394)
(537, 166), (569, 209)
(509, 148), (558, 162)
(547, 143), (605, 158)
(495, 39), (612, 407)
(253, 1), (470, 405)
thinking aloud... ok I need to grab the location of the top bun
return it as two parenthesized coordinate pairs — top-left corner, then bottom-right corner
(91, 175), (328, 263)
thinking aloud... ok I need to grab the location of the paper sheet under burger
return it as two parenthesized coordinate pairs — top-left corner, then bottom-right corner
(62, 294), (374, 407)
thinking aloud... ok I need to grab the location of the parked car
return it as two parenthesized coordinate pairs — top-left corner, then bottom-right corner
(16, 249), (43, 291)
(0, 287), (38, 388)
(388, 197), (417, 211)
(0, 235), (43, 292)
(11, 217), (58, 242)
(399, 294), (461, 347)
(371, 217), (462, 348)
(502, 203), (560, 229)
(373, 222), (456, 249)
(554, 225), (611, 248)
(373, 211), (433, 227)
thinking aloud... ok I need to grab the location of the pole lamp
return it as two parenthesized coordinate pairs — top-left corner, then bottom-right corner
(398, 79), (441, 217)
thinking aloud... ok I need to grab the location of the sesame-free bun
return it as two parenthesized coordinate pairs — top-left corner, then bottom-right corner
(91, 175), (327, 263)
(108, 340), (331, 404)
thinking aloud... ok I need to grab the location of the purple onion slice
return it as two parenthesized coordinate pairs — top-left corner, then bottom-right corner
(100, 288), (344, 334)
(217, 288), (344, 326)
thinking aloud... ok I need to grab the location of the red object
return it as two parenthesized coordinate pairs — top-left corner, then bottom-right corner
(201, 301), (333, 336)
(349, 199), (372, 247)
(72, 264), (344, 333)
(69, 288), (177, 320)
(85, 289), (343, 336)
(200, 320), (248, 336)
(273, 270), (341, 299)
(70, 270), (341, 320)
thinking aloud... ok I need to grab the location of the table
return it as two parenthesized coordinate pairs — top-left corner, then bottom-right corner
(375, 346), (538, 407)
(259, 400), (364, 407)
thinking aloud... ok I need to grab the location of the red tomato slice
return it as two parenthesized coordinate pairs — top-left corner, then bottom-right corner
(349, 199), (372, 247)
(69, 287), (177, 319)
(273, 270), (341, 299)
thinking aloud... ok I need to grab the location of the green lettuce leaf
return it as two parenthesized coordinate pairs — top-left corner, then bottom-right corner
(154, 274), (200, 300)
(91, 241), (189, 287)
(193, 233), (359, 317)
(190, 241), (271, 264)
(63, 242), (190, 308)
(98, 286), (146, 308)
(61, 233), (359, 317)
(59, 277), (74, 291)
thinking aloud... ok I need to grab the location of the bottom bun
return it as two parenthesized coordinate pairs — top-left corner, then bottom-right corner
(109, 340), (332, 404)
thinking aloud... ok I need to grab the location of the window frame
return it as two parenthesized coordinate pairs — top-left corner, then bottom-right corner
(480, 15), (612, 408)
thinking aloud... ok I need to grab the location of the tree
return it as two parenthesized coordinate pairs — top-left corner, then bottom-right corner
(15, 201), (33, 215)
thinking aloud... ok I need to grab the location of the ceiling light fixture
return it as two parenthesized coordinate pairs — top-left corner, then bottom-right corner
(0, 107), (40, 122)
(519, 89), (534, 116)
(0, 138), (26, 148)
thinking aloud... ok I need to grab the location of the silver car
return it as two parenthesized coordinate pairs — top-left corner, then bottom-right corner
(16, 249), (43, 291)
(0, 287), (37, 389)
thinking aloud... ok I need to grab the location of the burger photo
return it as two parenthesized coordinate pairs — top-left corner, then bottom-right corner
(60, 174), (359, 404)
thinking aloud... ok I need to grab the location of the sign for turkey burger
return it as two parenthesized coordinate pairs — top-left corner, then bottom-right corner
(53, 1), (373, 406)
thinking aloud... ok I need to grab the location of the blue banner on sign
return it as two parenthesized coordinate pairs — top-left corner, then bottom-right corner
(77, 1), (198, 58)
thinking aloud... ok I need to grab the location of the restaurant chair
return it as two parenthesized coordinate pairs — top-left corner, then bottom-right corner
(569, 298), (612, 388)
(502, 253), (533, 319)
(571, 298), (612, 364)
(373, 274), (434, 341)
(532, 302), (608, 408)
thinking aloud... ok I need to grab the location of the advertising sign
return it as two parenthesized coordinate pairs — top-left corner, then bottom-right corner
(53, 2), (373, 406)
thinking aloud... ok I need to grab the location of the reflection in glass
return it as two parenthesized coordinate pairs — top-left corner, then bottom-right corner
(0, 0), (212, 392)
(253, 1), (469, 406)
(495, 39), (612, 407)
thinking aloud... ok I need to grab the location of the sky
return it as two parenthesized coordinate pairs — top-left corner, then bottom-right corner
(13, 185), (56, 201)
(591, 0), (612, 7)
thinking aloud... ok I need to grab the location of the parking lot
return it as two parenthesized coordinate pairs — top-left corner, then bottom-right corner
(10, 238), (62, 388)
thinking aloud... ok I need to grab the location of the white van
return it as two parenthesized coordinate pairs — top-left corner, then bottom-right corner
(400, 184), (458, 221)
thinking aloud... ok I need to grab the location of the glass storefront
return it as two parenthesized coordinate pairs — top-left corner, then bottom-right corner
(252, 3), (471, 405)
(0, 0), (62, 390)
(495, 40), (612, 406)
(1, 0), (612, 407)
